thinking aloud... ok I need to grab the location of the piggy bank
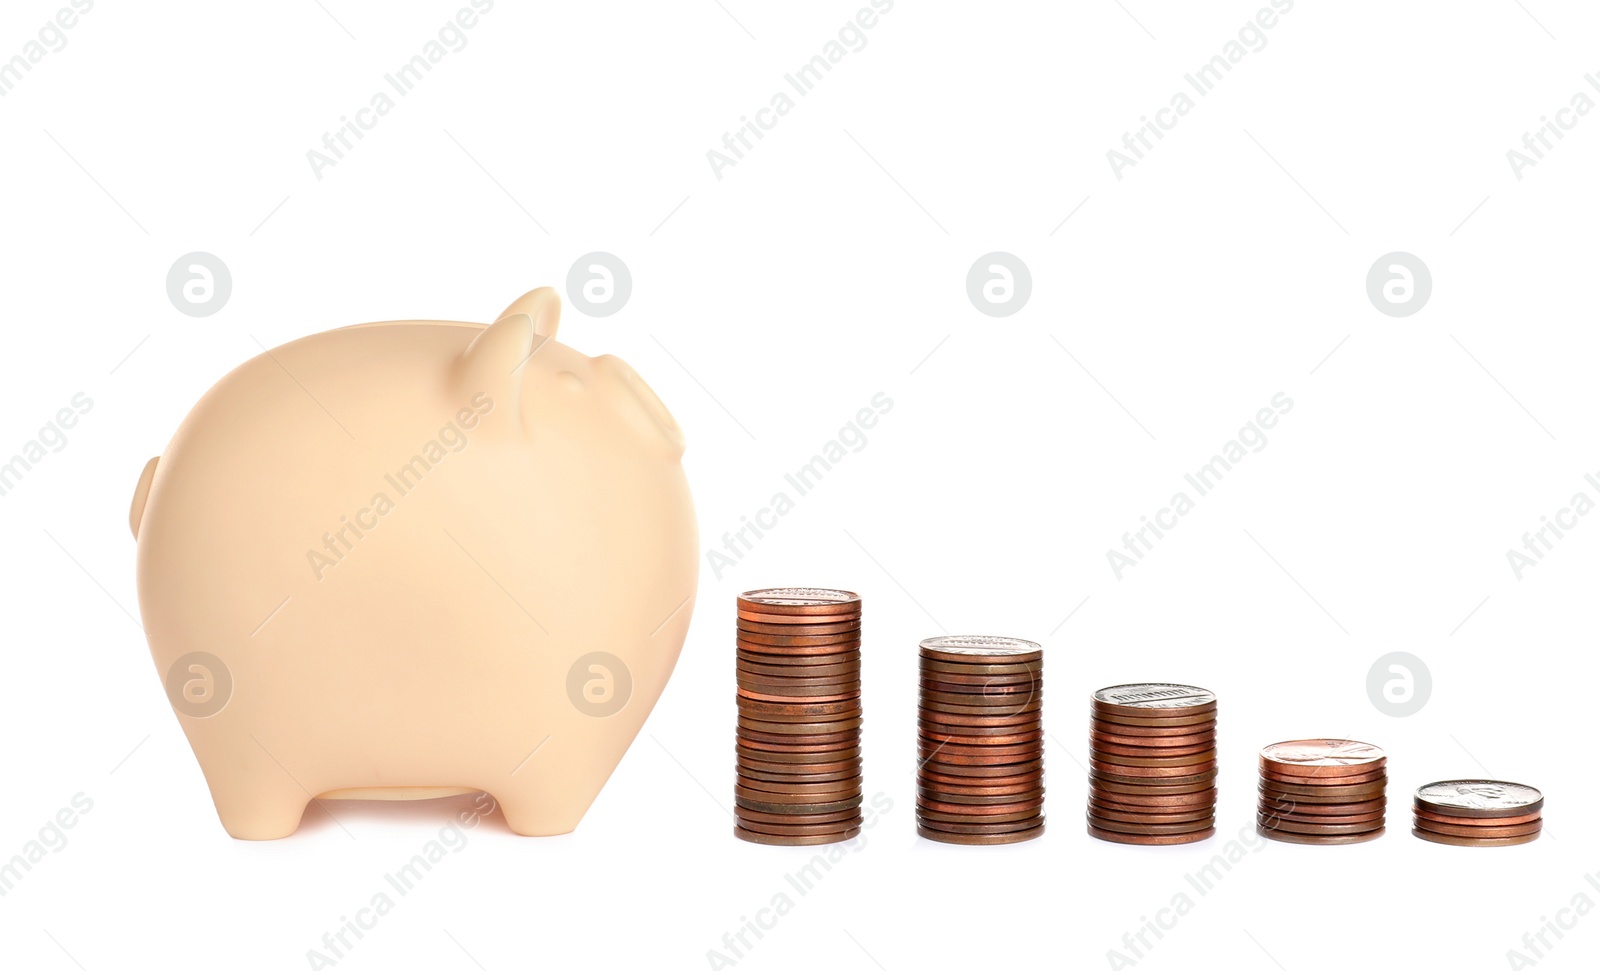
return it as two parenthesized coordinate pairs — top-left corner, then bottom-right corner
(129, 287), (698, 839)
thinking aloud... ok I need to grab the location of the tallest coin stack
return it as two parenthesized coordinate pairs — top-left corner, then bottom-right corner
(734, 588), (864, 846)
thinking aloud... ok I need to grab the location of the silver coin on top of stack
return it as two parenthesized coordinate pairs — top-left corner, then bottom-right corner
(735, 588), (863, 845)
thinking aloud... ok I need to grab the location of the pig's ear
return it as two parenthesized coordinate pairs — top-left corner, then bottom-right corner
(453, 313), (542, 427)
(495, 286), (561, 341)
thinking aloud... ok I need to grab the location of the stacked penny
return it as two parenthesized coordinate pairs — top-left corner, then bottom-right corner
(1413, 780), (1544, 847)
(734, 588), (863, 846)
(1257, 739), (1387, 844)
(916, 636), (1045, 845)
(1087, 683), (1218, 844)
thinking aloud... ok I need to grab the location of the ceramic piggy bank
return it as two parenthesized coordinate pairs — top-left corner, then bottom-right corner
(129, 287), (698, 839)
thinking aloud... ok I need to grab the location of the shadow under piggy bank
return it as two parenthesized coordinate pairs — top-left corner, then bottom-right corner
(130, 287), (698, 839)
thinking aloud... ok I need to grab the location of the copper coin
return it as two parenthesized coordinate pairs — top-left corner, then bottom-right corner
(737, 709), (862, 727)
(1259, 778), (1387, 800)
(922, 742), (1044, 762)
(1259, 739), (1385, 775)
(737, 729), (858, 749)
(1089, 758), (1218, 778)
(1413, 807), (1541, 827)
(917, 795), (1045, 816)
(921, 657), (1043, 676)
(918, 806), (1042, 824)
(737, 698), (860, 718)
(738, 738), (857, 756)
(737, 775), (863, 795)
(738, 686), (860, 703)
(741, 746), (862, 764)
(736, 795), (861, 815)
(1414, 780), (1544, 819)
(1088, 824), (1214, 845)
(737, 641), (863, 659)
(734, 783), (861, 804)
(737, 631), (862, 649)
(1089, 803), (1215, 825)
(918, 635), (1042, 664)
(738, 673), (861, 692)
(1093, 709), (1217, 729)
(920, 708), (1042, 729)
(917, 757), (1043, 778)
(736, 804), (860, 824)
(739, 657), (860, 677)
(740, 765), (861, 784)
(737, 650), (862, 669)
(738, 755), (861, 773)
(1092, 741), (1217, 761)
(1091, 728), (1217, 749)
(1411, 827), (1540, 847)
(1091, 789), (1217, 810)
(921, 726), (1045, 745)
(916, 815), (1045, 835)
(1263, 809), (1386, 827)
(1259, 794), (1385, 817)
(918, 823), (1045, 845)
(738, 716), (864, 735)
(1414, 817), (1542, 839)
(921, 787), (1045, 807)
(1091, 749), (1217, 768)
(920, 778), (1042, 798)
(1257, 824), (1385, 845)
(1088, 813), (1215, 836)
(919, 678), (1038, 696)
(735, 816), (864, 837)
(919, 690), (1042, 709)
(1257, 814), (1386, 836)
(736, 623), (864, 639)
(1090, 718), (1217, 738)
(1260, 765), (1387, 786)
(1090, 772), (1217, 794)
(736, 826), (862, 846)
(736, 607), (860, 624)
(920, 765), (1043, 786)
(1092, 683), (1216, 715)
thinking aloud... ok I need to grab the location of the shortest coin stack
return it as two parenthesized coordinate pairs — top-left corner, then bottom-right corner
(916, 635), (1045, 845)
(1086, 683), (1219, 845)
(1257, 739), (1387, 845)
(1413, 780), (1544, 847)
(735, 588), (864, 846)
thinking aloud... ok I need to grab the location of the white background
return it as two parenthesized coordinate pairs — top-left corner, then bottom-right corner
(2, 1), (1598, 968)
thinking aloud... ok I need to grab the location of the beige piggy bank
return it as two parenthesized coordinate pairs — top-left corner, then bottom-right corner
(130, 287), (698, 839)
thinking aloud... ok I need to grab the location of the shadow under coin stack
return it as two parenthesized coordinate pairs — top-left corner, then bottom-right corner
(1413, 780), (1544, 847)
(1257, 739), (1387, 844)
(734, 588), (864, 846)
(916, 636), (1045, 845)
(1087, 684), (1218, 844)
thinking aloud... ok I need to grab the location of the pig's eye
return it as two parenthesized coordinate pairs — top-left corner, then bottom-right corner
(556, 370), (585, 392)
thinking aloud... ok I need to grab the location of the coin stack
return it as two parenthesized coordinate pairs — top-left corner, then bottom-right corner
(734, 588), (863, 846)
(1086, 683), (1218, 845)
(916, 636), (1045, 845)
(1413, 780), (1544, 847)
(1257, 739), (1387, 844)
